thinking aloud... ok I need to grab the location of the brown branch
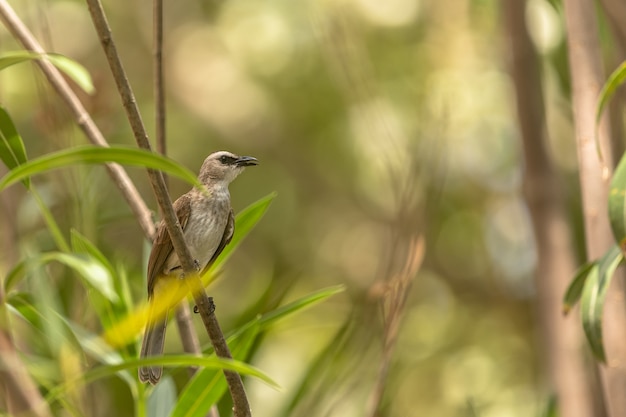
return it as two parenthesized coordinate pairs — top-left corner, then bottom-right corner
(0, 0), (155, 240)
(0, 252), (52, 417)
(153, 0), (167, 171)
(84, 1), (250, 415)
(504, 1), (598, 416)
(563, 0), (626, 416)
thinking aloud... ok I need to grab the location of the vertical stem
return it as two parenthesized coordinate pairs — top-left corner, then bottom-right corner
(151, 0), (203, 381)
(504, 1), (598, 416)
(153, 0), (167, 170)
(563, 0), (626, 415)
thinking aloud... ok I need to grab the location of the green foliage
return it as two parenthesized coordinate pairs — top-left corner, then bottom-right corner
(0, 106), (30, 188)
(602, 61), (626, 247)
(609, 150), (626, 248)
(0, 50), (95, 93)
(170, 285), (344, 417)
(207, 191), (277, 275)
(0, 145), (204, 192)
(580, 245), (623, 362)
(565, 245), (624, 362)
(0, 104), (346, 416)
(566, 60), (626, 363)
(562, 261), (595, 315)
(596, 61), (626, 135)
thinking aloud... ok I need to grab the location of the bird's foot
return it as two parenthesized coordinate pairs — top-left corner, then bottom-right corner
(193, 297), (216, 314)
(193, 259), (201, 271)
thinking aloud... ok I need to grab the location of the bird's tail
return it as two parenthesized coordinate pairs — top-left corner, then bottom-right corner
(138, 301), (168, 385)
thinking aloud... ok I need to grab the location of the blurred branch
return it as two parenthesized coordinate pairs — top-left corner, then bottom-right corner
(84, 0), (250, 415)
(563, 0), (626, 416)
(504, 1), (597, 416)
(150, 0), (205, 390)
(153, 0), (167, 173)
(0, 0), (155, 240)
(365, 236), (424, 417)
(0, 309), (52, 417)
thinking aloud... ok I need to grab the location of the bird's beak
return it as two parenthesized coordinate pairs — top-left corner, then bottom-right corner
(235, 156), (258, 167)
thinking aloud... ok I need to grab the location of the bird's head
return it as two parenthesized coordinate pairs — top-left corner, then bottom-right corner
(198, 151), (258, 186)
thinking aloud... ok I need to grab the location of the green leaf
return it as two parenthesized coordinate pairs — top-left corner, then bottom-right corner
(563, 261), (596, 315)
(71, 229), (115, 276)
(0, 51), (95, 94)
(0, 106), (29, 188)
(45, 355), (278, 403)
(171, 322), (261, 417)
(596, 61), (626, 131)
(207, 192), (276, 273)
(6, 292), (83, 356)
(581, 245), (623, 362)
(171, 286), (343, 417)
(4, 259), (28, 293)
(67, 323), (136, 389)
(0, 145), (203, 192)
(258, 285), (345, 328)
(6, 292), (43, 333)
(609, 152), (626, 247)
(4, 252), (117, 303)
(46, 252), (118, 302)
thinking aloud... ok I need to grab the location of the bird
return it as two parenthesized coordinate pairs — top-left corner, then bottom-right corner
(138, 150), (258, 385)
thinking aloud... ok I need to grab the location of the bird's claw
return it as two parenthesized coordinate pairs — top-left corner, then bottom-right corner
(193, 259), (201, 271)
(192, 297), (216, 314)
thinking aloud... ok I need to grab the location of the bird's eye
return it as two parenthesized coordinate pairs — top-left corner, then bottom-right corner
(219, 155), (229, 164)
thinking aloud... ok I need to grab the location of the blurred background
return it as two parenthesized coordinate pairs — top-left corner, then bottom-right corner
(0, 0), (619, 416)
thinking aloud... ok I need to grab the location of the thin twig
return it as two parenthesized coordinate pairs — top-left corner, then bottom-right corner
(84, 1), (250, 415)
(365, 236), (424, 417)
(153, 0), (167, 174)
(0, 0), (155, 240)
(151, 0), (203, 382)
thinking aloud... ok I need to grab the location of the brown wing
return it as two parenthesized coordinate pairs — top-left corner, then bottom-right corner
(146, 193), (192, 296)
(201, 207), (235, 275)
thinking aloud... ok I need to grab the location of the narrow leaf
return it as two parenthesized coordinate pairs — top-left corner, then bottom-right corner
(258, 285), (345, 327)
(0, 145), (203, 192)
(563, 261), (596, 314)
(581, 245), (623, 362)
(171, 323), (261, 417)
(45, 355), (278, 403)
(4, 252), (117, 302)
(609, 153), (626, 248)
(596, 61), (626, 130)
(203, 192), (276, 283)
(71, 229), (115, 275)
(0, 51), (94, 94)
(171, 286), (343, 417)
(43, 252), (118, 302)
(0, 106), (29, 188)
